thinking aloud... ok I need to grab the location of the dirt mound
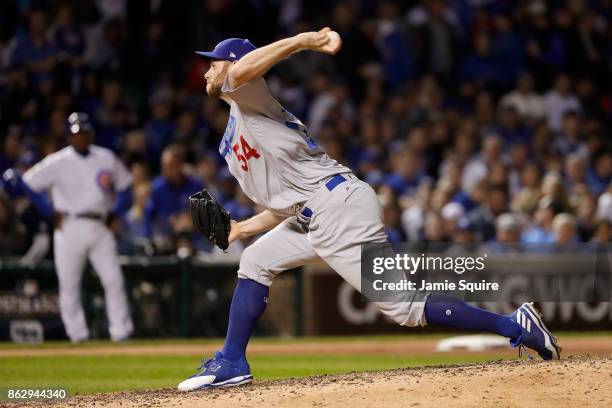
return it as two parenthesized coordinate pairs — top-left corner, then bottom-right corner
(11, 355), (611, 408)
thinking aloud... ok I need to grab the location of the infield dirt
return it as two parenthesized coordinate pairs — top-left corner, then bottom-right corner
(9, 355), (612, 408)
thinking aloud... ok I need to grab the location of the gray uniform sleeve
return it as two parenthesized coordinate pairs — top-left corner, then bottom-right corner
(221, 76), (272, 113)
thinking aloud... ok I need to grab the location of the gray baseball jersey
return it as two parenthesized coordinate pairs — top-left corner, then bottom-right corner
(220, 76), (426, 329)
(220, 77), (351, 215)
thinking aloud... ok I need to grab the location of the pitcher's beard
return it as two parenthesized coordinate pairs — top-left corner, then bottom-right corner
(206, 83), (222, 98)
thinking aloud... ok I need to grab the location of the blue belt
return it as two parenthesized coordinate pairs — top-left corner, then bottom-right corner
(297, 174), (347, 227)
(325, 174), (347, 191)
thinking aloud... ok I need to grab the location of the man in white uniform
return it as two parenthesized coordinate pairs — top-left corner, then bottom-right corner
(178, 29), (560, 391)
(17, 112), (133, 343)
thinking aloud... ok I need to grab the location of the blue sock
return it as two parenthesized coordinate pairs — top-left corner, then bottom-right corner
(221, 278), (269, 361)
(425, 295), (521, 340)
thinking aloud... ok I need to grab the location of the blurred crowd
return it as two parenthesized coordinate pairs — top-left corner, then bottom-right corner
(1, 0), (611, 260)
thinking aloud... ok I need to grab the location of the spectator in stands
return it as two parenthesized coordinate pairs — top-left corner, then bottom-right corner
(555, 111), (586, 157)
(507, 143), (529, 196)
(468, 185), (509, 242)
(0, 191), (27, 256)
(586, 152), (612, 196)
(412, 0), (460, 82)
(382, 145), (428, 198)
(462, 135), (502, 193)
(145, 89), (176, 163)
(460, 33), (500, 87)
(224, 187), (256, 222)
(544, 73), (581, 132)
(130, 161), (151, 185)
(423, 212), (448, 242)
(87, 17), (126, 73)
(566, 13), (607, 83)
(51, 2), (85, 93)
(119, 182), (151, 254)
(123, 130), (148, 163)
(381, 193), (406, 243)
(451, 217), (474, 243)
(52, 3), (85, 62)
(376, 0), (417, 86)
(441, 202), (464, 238)
(522, 198), (559, 244)
(590, 219), (611, 244)
(484, 212), (525, 253)
(195, 153), (222, 198)
(170, 210), (198, 256)
(499, 73), (545, 122)
(552, 213), (578, 245)
(597, 192), (612, 223)
(401, 182), (432, 242)
(143, 145), (203, 252)
(491, 13), (523, 86)
(511, 162), (541, 214)
(495, 106), (530, 146)
(541, 171), (569, 212)
(574, 77), (601, 120)
(0, 0), (610, 260)
(9, 151), (53, 264)
(564, 154), (588, 197)
(0, 128), (22, 174)
(524, 3), (566, 83)
(575, 193), (598, 241)
(495, 213), (522, 244)
(9, 10), (56, 84)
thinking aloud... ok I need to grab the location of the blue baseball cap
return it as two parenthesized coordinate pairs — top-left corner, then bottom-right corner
(195, 38), (256, 62)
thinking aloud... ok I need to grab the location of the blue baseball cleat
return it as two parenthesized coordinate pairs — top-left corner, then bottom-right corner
(510, 302), (561, 360)
(177, 351), (252, 391)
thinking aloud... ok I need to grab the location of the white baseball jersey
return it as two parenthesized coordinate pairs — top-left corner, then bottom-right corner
(220, 77), (351, 215)
(24, 144), (134, 342)
(24, 145), (132, 214)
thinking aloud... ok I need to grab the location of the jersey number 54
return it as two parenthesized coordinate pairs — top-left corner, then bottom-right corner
(232, 135), (260, 171)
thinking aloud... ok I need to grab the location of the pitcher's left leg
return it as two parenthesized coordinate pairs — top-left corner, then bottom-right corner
(312, 178), (559, 359)
(322, 245), (428, 327)
(309, 180), (429, 327)
(88, 225), (133, 341)
(425, 296), (560, 359)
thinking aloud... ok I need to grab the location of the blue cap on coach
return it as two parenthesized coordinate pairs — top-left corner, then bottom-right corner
(67, 112), (94, 134)
(195, 38), (256, 62)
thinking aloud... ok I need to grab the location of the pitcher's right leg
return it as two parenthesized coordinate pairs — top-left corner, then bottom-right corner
(178, 218), (320, 391)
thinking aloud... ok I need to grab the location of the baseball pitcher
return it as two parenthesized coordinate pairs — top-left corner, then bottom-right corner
(179, 28), (560, 391)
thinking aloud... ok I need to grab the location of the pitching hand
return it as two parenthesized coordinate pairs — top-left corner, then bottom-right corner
(296, 27), (342, 55)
